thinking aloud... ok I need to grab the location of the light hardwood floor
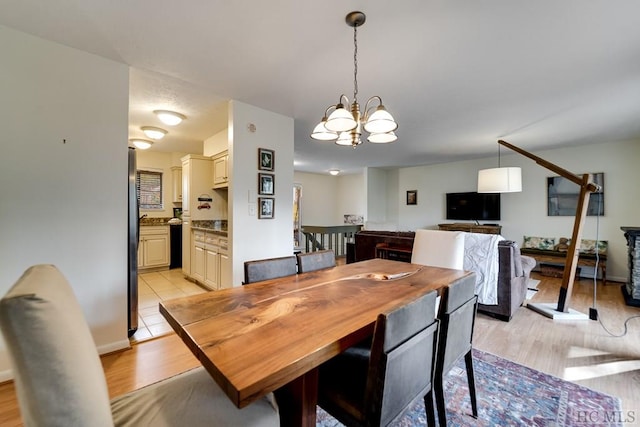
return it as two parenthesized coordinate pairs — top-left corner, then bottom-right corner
(0, 272), (639, 426)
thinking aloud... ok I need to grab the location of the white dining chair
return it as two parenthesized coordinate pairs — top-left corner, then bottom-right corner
(411, 229), (465, 269)
(0, 264), (280, 427)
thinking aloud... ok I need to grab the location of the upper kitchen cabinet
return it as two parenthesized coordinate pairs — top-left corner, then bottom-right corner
(212, 150), (229, 189)
(181, 154), (213, 219)
(171, 166), (182, 203)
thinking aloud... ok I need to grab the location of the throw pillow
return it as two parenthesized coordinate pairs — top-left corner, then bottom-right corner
(523, 236), (556, 251)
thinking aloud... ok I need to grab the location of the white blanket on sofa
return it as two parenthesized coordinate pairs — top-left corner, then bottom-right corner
(463, 233), (504, 305)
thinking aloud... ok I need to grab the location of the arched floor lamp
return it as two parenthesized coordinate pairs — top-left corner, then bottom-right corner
(478, 140), (600, 319)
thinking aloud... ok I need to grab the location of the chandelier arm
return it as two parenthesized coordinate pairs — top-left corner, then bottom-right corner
(362, 96), (383, 120)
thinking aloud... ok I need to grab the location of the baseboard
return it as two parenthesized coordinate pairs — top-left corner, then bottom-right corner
(98, 338), (131, 356)
(0, 369), (13, 383)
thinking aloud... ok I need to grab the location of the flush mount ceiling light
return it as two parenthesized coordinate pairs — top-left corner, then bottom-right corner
(129, 139), (154, 150)
(141, 126), (167, 140)
(310, 11), (398, 148)
(329, 169), (340, 176)
(154, 110), (186, 126)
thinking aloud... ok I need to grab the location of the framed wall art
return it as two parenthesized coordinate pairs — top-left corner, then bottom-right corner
(258, 173), (275, 195)
(258, 197), (275, 219)
(258, 148), (274, 171)
(547, 172), (604, 216)
(406, 190), (417, 205)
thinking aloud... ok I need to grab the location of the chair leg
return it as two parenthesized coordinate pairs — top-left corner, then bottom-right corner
(425, 389), (436, 427)
(464, 351), (478, 418)
(434, 375), (448, 427)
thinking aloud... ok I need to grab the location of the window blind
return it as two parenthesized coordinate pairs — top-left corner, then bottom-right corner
(137, 170), (163, 210)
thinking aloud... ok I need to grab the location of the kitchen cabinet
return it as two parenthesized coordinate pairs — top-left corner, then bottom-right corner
(171, 166), (182, 203)
(212, 150), (229, 189)
(138, 226), (170, 270)
(190, 229), (230, 290)
(181, 154), (213, 219)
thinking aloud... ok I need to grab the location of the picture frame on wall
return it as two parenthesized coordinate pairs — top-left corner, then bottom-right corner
(258, 173), (275, 195)
(258, 148), (275, 171)
(258, 197), (275, 219)
(406, 190), (418, 205)
(547, 172), (604, 216)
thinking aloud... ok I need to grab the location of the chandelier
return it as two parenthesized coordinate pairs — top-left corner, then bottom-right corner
(310, 11), (398, 148)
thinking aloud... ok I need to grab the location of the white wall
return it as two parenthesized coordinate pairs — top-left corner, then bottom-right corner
(228, 101), (294, 285)
(293, 171), (367, 225)
(0, 26), (130, 379)
(392, 140), (639, 281)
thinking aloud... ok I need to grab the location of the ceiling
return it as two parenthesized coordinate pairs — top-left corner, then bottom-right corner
(2, 1), (640, 174)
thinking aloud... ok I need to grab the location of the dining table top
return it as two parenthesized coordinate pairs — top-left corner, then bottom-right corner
(160, 258), (472, 419)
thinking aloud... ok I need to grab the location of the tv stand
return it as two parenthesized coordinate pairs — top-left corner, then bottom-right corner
(438, 223), (502, 235)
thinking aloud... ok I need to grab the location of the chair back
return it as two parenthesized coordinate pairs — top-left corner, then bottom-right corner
(436, 274), (477, 374)
(243, 255), (297, 284)
(0, 265), (114, 427)
(296, 249), (336, 273)
(411, 229), (465, 269)
(365, 291), (439, 425)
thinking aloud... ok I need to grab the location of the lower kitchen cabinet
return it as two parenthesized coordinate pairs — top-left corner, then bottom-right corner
(139, 226), (170, 270)
(191, 230), (229, 290)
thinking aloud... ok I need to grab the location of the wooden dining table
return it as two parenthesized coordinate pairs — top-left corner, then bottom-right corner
(160, 258), (473, 427)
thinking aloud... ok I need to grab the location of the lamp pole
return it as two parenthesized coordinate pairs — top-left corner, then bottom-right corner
(498, 140), (599, 317)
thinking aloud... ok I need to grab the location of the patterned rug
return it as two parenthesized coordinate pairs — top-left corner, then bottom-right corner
(316, 348), (623, 426)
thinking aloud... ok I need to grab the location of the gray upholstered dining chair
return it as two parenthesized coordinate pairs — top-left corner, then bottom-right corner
(243, 255), (298, 284)
(430, 273), (479, 427)
(296, 249), (336, 273)
(0, 264), (280, 427)
(317, 290), (439, 427)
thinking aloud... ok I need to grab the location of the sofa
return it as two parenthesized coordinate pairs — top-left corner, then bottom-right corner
(352, 230), (535, 321)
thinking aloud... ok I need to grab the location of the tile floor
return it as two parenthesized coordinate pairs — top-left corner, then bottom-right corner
(130, 269), (207, 343)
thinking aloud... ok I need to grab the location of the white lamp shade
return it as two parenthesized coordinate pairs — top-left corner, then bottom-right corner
(363, 107), (398, 133)
(310, 121), (338, 141)
(478, 167), (522, 193)
(141, 126), (167, 140)
(130, 139), (153, 150)
(335, 131), (354, 146)
(325, 107), (357, 132)
(154, 110), (186, 126)
(367, 131), (397, 143)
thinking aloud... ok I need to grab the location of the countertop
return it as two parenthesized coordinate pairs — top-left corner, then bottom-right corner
(192, 219), (228, 237)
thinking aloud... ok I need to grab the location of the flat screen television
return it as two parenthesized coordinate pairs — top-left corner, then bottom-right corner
(446, 192), (501, 221)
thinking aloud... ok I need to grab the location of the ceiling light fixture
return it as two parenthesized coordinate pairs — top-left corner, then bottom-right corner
(329, 169), (340, 176)
(129, 139), (154, 150)
(311, 11), (398, 148)
(154, 110), (186, 126)
(141, 126), (167, 140)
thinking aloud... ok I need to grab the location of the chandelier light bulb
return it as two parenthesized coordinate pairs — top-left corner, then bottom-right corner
(364, 106), (398, 134)
(368, 131), (397, 144)
(154, 110), (186, 126)
(141, 126), (167, 140)
(311, 119), (338, 141)
(325, 105), (357, 132)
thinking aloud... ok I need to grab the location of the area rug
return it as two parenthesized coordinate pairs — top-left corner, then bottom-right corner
(316, 348), (623, 426)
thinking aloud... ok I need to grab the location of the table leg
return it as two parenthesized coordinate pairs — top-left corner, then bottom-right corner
(274, 368), (318, 427)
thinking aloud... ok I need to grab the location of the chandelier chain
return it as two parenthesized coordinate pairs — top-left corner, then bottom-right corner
(353, 24), (358, 103)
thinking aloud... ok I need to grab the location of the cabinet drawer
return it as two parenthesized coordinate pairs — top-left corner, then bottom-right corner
(193, 230), (205, 243)
(140, 225), (168, 236)
(205, 233), (218, 245)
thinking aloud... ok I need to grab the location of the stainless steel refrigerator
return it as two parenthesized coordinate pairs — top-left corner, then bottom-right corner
(127, 147), (138, 337)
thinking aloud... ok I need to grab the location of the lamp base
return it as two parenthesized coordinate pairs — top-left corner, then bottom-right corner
(527, 302), (589, 320)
